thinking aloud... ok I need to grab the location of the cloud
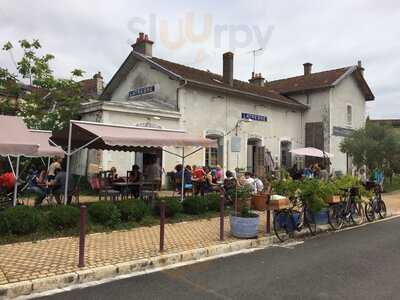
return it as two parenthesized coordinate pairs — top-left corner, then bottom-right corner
(0, 0), (399, 118)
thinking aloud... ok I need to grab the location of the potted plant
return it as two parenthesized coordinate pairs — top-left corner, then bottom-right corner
(298, 180), (329, 225)
(229, 186), (260, 238)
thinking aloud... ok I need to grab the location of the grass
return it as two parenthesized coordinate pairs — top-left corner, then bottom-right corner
(383, 175), (400, 193)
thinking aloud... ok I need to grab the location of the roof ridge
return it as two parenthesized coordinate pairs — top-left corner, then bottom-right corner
(267, 66), (353, 84)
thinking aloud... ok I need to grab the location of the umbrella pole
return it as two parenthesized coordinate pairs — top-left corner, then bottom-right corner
(13, 156), (20, 207)
(181, 147), (185, 202)
(64, 122), (72, 205)
(7, 155), (15, 176)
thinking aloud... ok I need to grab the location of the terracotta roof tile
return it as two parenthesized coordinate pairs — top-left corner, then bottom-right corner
(150, 57), (305, 108)
(265, 67), (350, 93)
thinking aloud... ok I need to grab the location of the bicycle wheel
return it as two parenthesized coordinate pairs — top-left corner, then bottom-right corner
(273, 211), (292, 242)
(350, 202), (363, 225)
(305, 209), (317, 236)
(328, 204), (343, 230)
(378, 200), (387, 219)
(364, 202), (375, 222)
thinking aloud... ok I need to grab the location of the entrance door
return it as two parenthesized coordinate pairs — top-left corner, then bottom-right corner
(247, 138), (263, 175)
(280, 141), (292, 169)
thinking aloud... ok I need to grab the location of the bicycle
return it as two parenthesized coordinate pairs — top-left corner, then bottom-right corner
(364, 182), (387, 222)
(273, 197), (317, 242)
(328, 187), (363, 230)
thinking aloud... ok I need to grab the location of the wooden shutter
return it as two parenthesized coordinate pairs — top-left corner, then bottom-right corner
(254, 146), (266, 177)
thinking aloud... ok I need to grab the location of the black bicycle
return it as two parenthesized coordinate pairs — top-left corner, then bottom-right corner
(364, 182), (387, 221)
(273, 197), (317, 242)
(328, 187), (363, 230)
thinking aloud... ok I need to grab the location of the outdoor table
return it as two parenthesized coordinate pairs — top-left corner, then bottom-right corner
(112, 181), (156, 200)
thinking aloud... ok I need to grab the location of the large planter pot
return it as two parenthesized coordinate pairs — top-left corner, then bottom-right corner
(230, 214), (260, 238)
(313, 208), (329, 225)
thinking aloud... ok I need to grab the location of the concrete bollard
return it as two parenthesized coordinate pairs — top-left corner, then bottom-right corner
(78, 205), (87, 268)
(159, 200), (165, 252)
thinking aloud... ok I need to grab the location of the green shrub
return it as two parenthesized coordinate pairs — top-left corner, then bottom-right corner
(47, 205), (80, 230)
(182, 196), (208, 215)
(88, 202), (121, 227)
(0, 206), (41, 235)
(154, 197), (182, 217)
(117, 200), (150, 222)
(205, 193), (221, 211)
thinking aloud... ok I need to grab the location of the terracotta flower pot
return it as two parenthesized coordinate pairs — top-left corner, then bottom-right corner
(251, 194), (267, 211)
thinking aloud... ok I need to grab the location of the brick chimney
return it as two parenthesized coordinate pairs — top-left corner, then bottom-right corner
(248, 72), (265, 87)
(357, 60), (364, 76)
(223, 52), (234, 86)
(303, 62), (312, 76)
(93, 72), (104, 96)
(131, 32), (154, 57)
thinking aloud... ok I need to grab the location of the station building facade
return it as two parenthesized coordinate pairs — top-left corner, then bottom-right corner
(73, 33), (374, 182)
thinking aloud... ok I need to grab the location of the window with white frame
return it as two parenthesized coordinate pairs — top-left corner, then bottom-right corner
(346, 104), (352, 126)
(205, 147), (218, 167)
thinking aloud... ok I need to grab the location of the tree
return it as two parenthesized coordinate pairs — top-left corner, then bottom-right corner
(340, 121), (400, 173)
(0, 39), (84, 130)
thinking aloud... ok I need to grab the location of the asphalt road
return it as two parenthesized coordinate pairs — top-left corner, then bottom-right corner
(37, 217), (400, 300)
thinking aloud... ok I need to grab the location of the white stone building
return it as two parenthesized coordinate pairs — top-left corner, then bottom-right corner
(74, 33), (374, 182)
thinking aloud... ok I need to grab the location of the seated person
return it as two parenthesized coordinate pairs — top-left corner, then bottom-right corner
(48, 167), (75, 204)
(175, 164), (192, 196)
(204, 167), (217, 193)
(27, 167), (48, 207)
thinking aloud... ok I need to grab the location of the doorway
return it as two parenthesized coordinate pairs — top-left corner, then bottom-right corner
(280, 140), (292, 169)
(247, 138), (265, 176)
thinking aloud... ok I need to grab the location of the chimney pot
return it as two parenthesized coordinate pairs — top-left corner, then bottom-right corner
(223, 52), (234, 86)
(303, 62), (312, 76)
(357, 60), (364, 76)
(132, 32), (154, 57)
(249, 72), (265, 87)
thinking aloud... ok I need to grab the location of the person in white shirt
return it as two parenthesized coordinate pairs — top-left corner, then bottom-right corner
(252, 175), (264, 193)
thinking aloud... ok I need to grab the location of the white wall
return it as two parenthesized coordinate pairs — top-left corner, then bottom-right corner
(330, 75), (366, 174)
(180, 87), (304, 171)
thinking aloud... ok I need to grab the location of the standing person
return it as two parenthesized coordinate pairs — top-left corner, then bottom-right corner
(144, 156), (162, 189)
(372, 167), (384, 188)
(48, 156), (63, 181)
(357, 167), (367, 185)
(192, 165), (206, 196)
(129, 165), (142, 198)
(215, 165), (223, 183)
(251, 173), (264, 193)
(175, 164), (192, 196)
(319, 164), (329, 181)
(204, 167), (217, 193)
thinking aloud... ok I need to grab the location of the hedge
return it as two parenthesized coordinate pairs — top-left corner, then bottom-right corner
(88, 201), (121, 227)
(154, 197), (182, 217)
(47, 205), (80, 230)
(182, 196), (208, 215)
(117, 199), (150, 222)
(0, 206), (41, 235)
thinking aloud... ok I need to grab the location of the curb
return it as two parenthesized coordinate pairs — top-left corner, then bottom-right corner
(0, 236), (274, 299)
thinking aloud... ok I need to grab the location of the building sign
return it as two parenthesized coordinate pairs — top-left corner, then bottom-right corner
(231, 136), (242, 152)
(128, 84), (158, 99)
(332, 126), (354, 137)
(135, 122), (162, 129)
(241, 112), (267, 122)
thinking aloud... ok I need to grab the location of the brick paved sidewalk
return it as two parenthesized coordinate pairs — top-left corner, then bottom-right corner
(0, 212), (267, 286)
(1, 191), (399, 288)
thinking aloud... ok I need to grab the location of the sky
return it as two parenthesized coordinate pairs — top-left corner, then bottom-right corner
(0, 0), (399, 119)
